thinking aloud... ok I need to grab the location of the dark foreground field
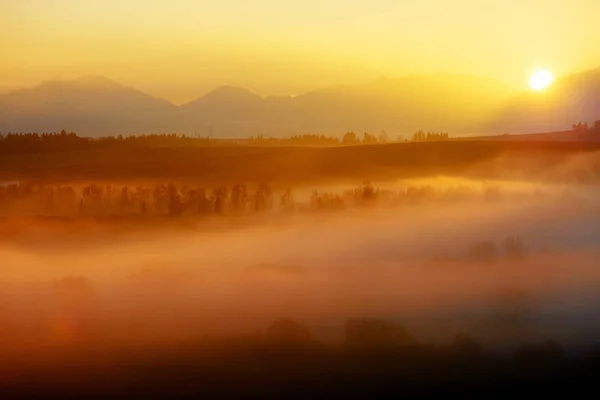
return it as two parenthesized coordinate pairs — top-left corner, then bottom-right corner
(2, 140), (600, 184)
(3, 330), (600, 399)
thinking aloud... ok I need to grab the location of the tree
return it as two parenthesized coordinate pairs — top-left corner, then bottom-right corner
(379, 130), (389, 143)
(168, 185), (183, 216)
(468, 241), (499, 263)
(280, 188), (294, 212)
(342, 131), (359, 145)
(361, 180), (377, 203)
(230, 184), (248, 212)
(412, 130), (426, 142)
(212, 187), (228, 214)
(362, 132), (378, 144)
(503, 236), (527, 260)
(572, 122), (589, 133)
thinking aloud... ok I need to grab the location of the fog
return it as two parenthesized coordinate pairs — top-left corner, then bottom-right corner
(1, 175), (600, 368)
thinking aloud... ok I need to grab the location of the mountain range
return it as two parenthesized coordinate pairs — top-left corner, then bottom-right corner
(0, 69), (599, 138)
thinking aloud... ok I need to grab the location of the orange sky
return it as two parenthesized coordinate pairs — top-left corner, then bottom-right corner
(1, 0), (600, 104)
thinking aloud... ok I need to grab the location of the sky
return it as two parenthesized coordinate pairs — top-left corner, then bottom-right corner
(1, 0), (600, 104)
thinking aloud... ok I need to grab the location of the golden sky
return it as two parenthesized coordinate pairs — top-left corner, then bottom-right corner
(1, 0), (599, 104)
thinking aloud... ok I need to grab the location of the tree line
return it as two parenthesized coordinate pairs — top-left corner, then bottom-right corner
(247, 134), (341, 146)
(0, 131), (367, 154)
(410, 130), (450, 142)
(0, 129), (455, 154)
(571, 120), (600, 141)
(0, 180), (549, 219)
(468, 236), (528, 263)
(0, 131), (216, 154)
(3, 120), (598, 155)
(0, 182), (280, 217)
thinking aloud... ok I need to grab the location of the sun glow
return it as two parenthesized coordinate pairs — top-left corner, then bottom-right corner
(529, 69), (554, 91)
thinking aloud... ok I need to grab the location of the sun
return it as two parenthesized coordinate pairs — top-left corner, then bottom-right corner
(529, 69), (553, 91)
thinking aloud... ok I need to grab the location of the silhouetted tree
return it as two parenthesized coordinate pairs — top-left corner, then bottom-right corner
(168, 185), (183, 216)
(362, 132), (378, 144)
(411, 130), (449, 142)
(342, 131), (359, 145)
(230, 184), (248, 212)
(468, 241), (499, 263)
(361, 181), (377, 203)
(379, 130), (389, 143)
(280, 188), (295, 212)
(212, 187), (228, 214)
(503, 236), (527, 260)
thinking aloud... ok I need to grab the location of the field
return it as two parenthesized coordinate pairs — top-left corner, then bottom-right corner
(2, 139), (600, 182)
(2, 139), (600, 397)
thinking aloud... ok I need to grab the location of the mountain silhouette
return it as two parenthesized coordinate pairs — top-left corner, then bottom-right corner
(286, 74), (515, 135)
(179, 73), (515, 137)
(0, 76), (177, 136)
(179, 86), (266, 136)
(0, 70), (598, 137)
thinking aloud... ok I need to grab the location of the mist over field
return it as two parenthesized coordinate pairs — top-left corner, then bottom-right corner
(2, 169), (600, 373)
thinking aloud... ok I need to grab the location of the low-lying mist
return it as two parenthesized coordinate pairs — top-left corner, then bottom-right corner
(2, 175), (600, 369)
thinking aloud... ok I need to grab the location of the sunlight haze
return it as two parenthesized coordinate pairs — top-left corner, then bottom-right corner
(1, 0), (600, 103)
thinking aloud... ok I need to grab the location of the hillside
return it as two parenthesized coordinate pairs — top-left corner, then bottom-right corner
(0, 75), (516, 137)
(0, 76), (178, 136)
(1, 68), (599, 137)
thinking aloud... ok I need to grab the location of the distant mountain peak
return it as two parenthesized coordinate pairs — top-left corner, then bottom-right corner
(182, 85), (263, 108)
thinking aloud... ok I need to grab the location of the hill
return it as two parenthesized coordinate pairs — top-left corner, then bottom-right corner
(0, 75), (515, 137)
(0, 76), (178, 136)
(1, 68), (599, 137)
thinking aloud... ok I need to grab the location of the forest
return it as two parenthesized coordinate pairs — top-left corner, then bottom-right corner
(0, 180), (515, 218)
